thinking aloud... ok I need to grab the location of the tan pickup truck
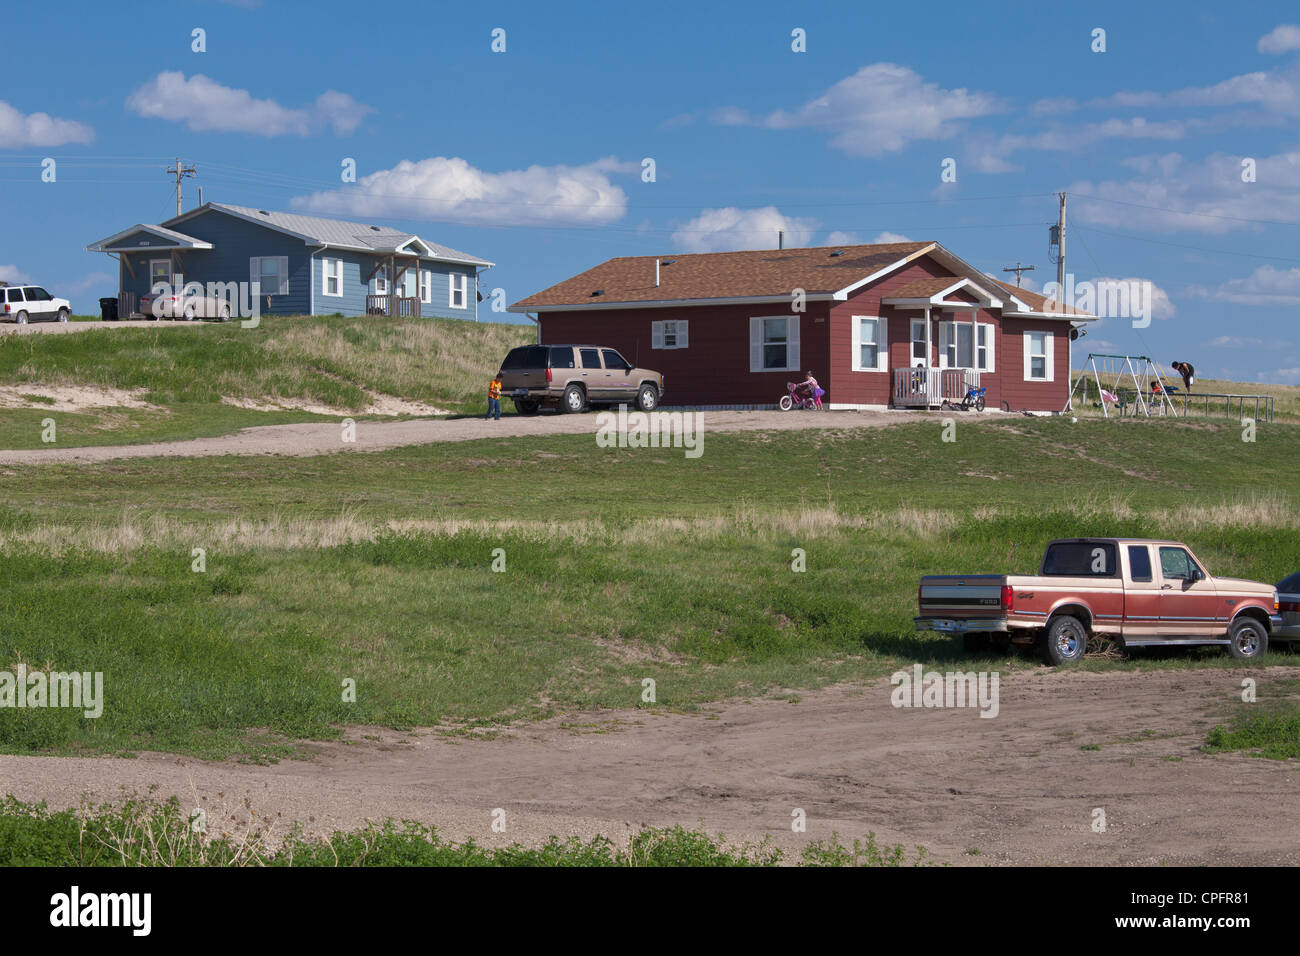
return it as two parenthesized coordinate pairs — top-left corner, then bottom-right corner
(916, 538), (1284, 664)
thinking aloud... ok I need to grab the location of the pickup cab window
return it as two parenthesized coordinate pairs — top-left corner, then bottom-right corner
(1159, 547), (1201, 580)
(1128, 545), (1153, 582)
(1042, 541), (1117, 577)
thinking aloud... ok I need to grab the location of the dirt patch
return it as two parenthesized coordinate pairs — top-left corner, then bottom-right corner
(0, 409), (932, 465)
(1, 667), (1296, 865)
(0, 384), (158, 412)
(221, 392), (448, 418)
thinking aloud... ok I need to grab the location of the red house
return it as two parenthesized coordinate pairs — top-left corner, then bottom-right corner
(508, 241), (1094, 412)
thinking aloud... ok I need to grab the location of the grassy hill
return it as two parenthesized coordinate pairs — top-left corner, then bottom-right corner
(0, 316), (535, 447)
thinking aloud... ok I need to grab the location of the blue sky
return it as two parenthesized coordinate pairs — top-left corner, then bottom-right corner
(2, 0), (1298, 383)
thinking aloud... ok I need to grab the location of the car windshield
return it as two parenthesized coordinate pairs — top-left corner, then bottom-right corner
(1042, 542), (1118, 577)
(1278, 571), (1300, 593)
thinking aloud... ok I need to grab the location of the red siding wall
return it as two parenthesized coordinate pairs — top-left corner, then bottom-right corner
(540, 301), (830, 406)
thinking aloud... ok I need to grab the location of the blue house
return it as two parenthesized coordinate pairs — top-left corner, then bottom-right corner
(87, 203), (494, 319)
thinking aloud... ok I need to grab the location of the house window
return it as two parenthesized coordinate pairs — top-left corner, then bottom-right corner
(449, 273), (468, 309)
(1024, 330), (1053, 382)
(250, 256), (289, 296)
(851, 316), (888, 372)
(652, 319), (688, 349)
(149, 259), (172, 292)
(322, 258), (343, 297)
(910, 319), (927, 366)
(939, 321), (995, 372)
(374, 267), (388, 296)
(420, 269), (432, 304)
(749, 316), (800, 372)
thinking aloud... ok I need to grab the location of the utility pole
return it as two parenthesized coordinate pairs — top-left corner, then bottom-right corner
(1002, 262), (1035, 287)
(1055, 192), (1066, 293)
(165, 159), (197, 217)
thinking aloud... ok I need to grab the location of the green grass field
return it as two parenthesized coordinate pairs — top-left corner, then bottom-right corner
(0, 315), (533, 447)
(2, 415), (1297, 759)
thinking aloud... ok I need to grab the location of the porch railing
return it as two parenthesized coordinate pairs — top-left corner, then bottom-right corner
(892, 368), (978, 407)
(365, 294), (421, 317)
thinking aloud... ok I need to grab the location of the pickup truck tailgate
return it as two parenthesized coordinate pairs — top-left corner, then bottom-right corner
(919, 574), (1007, 618)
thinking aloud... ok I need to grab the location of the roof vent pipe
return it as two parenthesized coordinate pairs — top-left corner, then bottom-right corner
(779, 230), (784, 250)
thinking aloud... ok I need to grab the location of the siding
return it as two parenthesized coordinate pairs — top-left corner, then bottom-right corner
(312, 254), (478, 319)
(541, 300), (830, 406)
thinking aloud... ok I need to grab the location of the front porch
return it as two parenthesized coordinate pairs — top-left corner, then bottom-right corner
(892, 367), (980, 408)
(365, 294), (421, 317)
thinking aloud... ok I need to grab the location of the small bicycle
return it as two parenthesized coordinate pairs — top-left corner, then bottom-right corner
(941, 385), (987, 412)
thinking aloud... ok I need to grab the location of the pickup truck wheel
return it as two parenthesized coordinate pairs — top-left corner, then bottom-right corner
(635, 383), (659, 412)
(1226, 618), (1268, 660)
(561, 384), (586, 414)
(962, 634), (989, 653)
(1043, 615), (1087, 665)
(513, 398), (540, 415)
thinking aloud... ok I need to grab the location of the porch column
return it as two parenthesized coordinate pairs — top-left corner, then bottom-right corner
(924, 305), (932, 365)
(971, 308), (978, 378)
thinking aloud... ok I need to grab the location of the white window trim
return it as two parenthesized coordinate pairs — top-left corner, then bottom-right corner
(850, 315), (889, 372)
(149, 259), (172, 290)
(321, 258), (343, 298)
(651, 319), (689, 349)
(449, 272), (468, 309)
(1023, 330), (1054, 382)
(910, 318), (928, 367)
(250, 256), (289, 296)
(420, 268), (432, 304)
(749, 315), (800, 372)
(938, 320), (995, 372)
(374, 266), (389, 296)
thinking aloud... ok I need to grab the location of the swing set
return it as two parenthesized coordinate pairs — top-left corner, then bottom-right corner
(1064, 353), (1181, 418)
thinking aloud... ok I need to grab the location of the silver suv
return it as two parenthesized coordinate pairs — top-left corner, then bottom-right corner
(499, 344), (664, 414)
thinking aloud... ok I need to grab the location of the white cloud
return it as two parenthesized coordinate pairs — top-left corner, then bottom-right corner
(824, 231), (862, 245)
(1274, 366), (1300, 384)
(126, 72), (372, 136)
(1068, 150), (1300, 234)
(1259, 24), (1300, 55)
(60, 271), (115, 295)
(1188, 265), (1300, 306)
(870, 231), (912, 244)
(715, 63), (1003, 157)
(1100, 61), (1300, 116)
(1068, 276), (1177, 319)
(1205, 335), (1292, 349)
(293, 156), (633, 226)
(0, 265), (32, 285)
(671, 207), (817, 253)
(0, 100), (93, 148)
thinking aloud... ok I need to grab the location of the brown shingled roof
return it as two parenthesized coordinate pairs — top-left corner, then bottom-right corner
(887, 276), (966, 298)
(988, 277), (1093, 317)
(510, 241), (933, 310)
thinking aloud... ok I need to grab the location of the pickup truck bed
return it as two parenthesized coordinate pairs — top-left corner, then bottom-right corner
(916, 538), (1283, 664)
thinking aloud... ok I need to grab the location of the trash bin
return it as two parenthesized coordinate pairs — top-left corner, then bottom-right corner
(99, 297), (118, 322)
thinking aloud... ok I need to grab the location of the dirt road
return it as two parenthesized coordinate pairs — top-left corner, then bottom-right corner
(0, 409), (930, 465)
(2, 668), (1294, 865)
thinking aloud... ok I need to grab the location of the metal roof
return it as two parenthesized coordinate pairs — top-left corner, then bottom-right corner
(161, 203), (494, 266)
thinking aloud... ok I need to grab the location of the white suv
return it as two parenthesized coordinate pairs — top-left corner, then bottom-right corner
(2, 284), (71, 324)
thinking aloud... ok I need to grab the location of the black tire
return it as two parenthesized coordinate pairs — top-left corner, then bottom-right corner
(57, 308), (69, 323)
(635, 383), (659, 412)
(974, 396), (986, 411)
(15, 311), (28, 325)
(1226, 617), (1268, 660)
(514, 398), (540, 415)
(962, 633), (989, 654)
(561, 383), (586, 414)
(1043, 614), (1088, 665)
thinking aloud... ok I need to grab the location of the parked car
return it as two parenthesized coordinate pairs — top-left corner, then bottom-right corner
(498, 344), (664, 414)
(138, 290), (232, 321)
(915, 538), (1283, 664)
(2, 284), (71, 324)
(1276, 571), (1300, 639)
